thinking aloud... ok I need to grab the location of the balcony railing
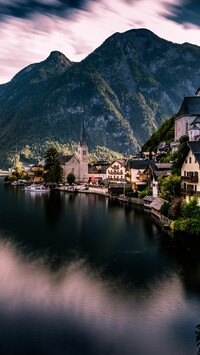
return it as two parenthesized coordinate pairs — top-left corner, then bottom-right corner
(181, 176), (198, 183)
(108, 171), (124, 175)
(181, 188), (200, 196)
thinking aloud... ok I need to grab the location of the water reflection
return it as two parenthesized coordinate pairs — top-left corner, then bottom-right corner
(0, 184), (199, 354)
(0, 238), (198, 355)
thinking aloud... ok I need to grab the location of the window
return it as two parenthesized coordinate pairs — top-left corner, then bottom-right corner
(189, 157), (192, 164)
(185, 159), (187, 164)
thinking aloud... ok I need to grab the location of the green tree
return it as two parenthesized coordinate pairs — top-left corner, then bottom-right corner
(160, 201), (170, 217)
(158, 174), (181, 201)
(168, 197), (182, 220)
(181, 195), (200, 219)
(44, 147), (63, 183)
(44, 147), (59, 171)
(47, 160), (63, 184)
(67, 172), (75, 185)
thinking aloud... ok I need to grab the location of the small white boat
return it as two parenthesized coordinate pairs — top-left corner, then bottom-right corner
(24, 184), (50, 192)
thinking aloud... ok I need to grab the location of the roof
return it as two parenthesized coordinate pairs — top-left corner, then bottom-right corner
(107, 159), (127, 169)
(150, 197), (166, 211)
(177, 141), (200, 167)
(128, 159), (150, 170)
(92, 161), (110, 166)
(188, 141), (200, 164)
(88, 165), (107, 174)
(143, 196), (155, 202)
(177, 96), (200, 117)
(60, 155), (79, 164)
(154, 163), (172, 170)
(189, 124), (200, 131)
(191, 115), (200, 124)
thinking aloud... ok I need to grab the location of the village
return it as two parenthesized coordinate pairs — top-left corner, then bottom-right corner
(2, 88), (200, 233)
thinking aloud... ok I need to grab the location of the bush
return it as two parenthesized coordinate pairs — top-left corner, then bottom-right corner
(138, 187), (152, 199)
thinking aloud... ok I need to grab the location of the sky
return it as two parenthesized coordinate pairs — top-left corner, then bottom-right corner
(0, 0), (200, 84)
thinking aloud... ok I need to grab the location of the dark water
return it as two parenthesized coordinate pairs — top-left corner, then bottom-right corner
(0, 181), (200, 355)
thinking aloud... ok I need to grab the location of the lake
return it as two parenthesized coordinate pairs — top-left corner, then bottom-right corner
(0, 180), (199, 355)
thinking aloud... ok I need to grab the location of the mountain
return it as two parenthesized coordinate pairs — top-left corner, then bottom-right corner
(1, 28), (200, 168)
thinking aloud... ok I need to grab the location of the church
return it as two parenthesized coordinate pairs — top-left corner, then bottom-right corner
(174, 88), (200, 142)
(61, 118), (89, 183)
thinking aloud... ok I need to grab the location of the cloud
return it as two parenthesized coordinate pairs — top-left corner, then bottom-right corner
(164, 0), (200, 27)
(0, 0), (96, 21)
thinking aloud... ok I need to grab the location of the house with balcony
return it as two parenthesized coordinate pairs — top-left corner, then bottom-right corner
(127, 159), (149, 190)
(177, 141), (200, 202)
(106, 160), (127, 182)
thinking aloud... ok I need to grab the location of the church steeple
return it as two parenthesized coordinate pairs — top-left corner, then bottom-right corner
(80, 113), (87, 146)
(77, 112), (89, 182)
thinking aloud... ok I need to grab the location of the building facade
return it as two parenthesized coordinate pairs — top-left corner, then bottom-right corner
(106, 160), (127, 182)
(177, 141), (200, 202)
(174, 89), (200, 142)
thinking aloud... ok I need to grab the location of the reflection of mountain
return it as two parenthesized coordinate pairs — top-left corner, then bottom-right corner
(159, 234), (200, 294)
(0, 238), (196, 355)
(43, 190), (65, 227)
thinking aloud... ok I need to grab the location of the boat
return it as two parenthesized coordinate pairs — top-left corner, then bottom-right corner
(24, 184), (50, 192)
(11, 180), (27, 186)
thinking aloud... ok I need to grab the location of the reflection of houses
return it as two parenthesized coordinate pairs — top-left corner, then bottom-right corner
(127, 160), (149, 190)
(88, 161), (109, 184)
(174, 88), (200, 144)
(106, 160), (127, 182)
(177, 141), (200, 202)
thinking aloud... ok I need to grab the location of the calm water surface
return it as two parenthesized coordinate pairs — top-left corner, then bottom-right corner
(0, 181), (200, 355)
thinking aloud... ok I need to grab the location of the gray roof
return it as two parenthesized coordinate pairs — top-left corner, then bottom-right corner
(177, 96), (200, 117)
(60, 155), (79, 164)
(189, 124), (199, 131)
(188, 141), (200, 164)
(128, 159), (149, 170)
(143, 196), (155, 202)
(177, 141), (200, 167)
(150, 197), (166, 210)
(191, 115), (200, 124)
(154, 163), (172, 170)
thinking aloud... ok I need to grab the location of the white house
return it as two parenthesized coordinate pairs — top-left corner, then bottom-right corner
(177, 141), (200, 203)
(106, 160), (127, 182)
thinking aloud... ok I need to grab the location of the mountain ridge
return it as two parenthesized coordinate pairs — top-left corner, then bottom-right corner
(0, 28), (200, 168)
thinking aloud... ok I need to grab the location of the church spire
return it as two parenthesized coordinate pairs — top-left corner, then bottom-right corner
(80, 109), (87, 146)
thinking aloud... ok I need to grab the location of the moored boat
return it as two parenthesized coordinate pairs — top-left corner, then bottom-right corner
(24, 184), (50, 192)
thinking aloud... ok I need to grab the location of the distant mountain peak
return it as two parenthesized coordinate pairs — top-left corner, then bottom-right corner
(46, 51), (72, 65)
(1, 28), (200, 168)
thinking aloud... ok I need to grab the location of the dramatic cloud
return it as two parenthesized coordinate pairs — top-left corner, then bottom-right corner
(1, 0), (200, 83)
(164, 0), (200, 27)
(0, 0), (96, 21)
